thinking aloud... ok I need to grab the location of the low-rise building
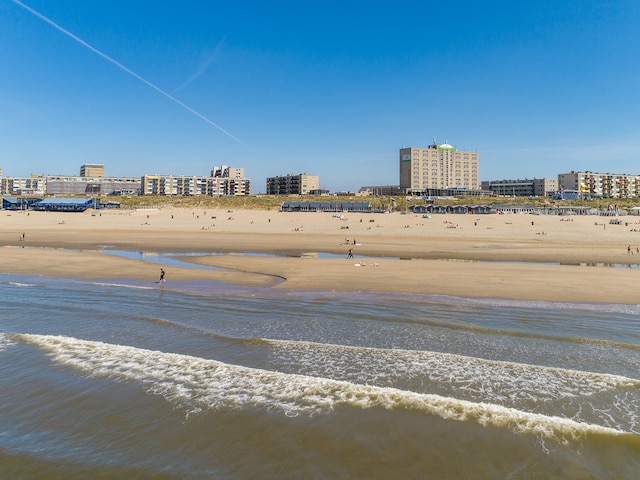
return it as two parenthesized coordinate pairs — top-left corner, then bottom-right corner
(46, 176), (141, 196)
(2, 197), (42, 210)
(32, 197), (97, 212)
(481, 178), (557, 197)
(357, 185), (403, 196)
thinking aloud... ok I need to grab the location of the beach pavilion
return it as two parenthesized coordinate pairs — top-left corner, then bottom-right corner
(2, 197), (42, 210)
(280, 201), (372, 213)
(31, 197), (98, 212)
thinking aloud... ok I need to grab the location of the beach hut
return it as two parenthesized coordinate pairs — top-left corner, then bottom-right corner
(469, 205), (493, 215)
(451, 205), (469, 214)
(101, 201), (121, 209)
(409, 205), (430, 214)
(430, 205), (449, 214)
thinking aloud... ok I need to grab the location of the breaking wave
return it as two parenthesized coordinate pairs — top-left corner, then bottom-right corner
(16, 333), (631, 443)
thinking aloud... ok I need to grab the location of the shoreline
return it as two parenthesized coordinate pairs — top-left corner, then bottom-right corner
(2, 207), (640, 304)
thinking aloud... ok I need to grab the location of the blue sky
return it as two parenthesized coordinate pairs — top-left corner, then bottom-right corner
(1, 0), (639, 192)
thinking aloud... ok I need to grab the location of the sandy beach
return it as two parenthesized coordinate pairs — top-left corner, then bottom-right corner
(2, 206), (640, 304)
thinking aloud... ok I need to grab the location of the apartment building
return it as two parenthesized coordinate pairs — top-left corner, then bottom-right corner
(1, 174), (46, 195)
(558, 171), (640, 198)
(208, 177), (250, 196)
(399, 141), (479, 194)
(0, 162), (251, 197)
(141, 174), (251, 196)
(266, 173), (319, 195)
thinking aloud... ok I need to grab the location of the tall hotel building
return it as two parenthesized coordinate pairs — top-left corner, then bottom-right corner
(400, 141), (479, 193)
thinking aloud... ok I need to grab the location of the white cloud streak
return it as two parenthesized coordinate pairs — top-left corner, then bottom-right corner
(10, 0), (249, 148)
(174, 38), (226, 94)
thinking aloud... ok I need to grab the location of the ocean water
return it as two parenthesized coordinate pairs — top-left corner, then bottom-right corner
(1, 266), (639, 479)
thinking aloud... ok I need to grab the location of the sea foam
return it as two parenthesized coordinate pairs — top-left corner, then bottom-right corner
(17, 333), (628, 442)
(0, 333), (17, 352)
(264, 339), (639, 401)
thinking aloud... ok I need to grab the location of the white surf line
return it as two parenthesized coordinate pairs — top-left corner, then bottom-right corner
(265, 338), (640, 392)
(10, 0), (250, 148)
(17, 334), (628, 440)
(90, 281), (156, 290)
(7, 282), (37, 287)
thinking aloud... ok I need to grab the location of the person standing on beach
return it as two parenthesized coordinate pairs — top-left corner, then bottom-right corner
(159, 268), (166, 283)
(347, 249), (353, 259)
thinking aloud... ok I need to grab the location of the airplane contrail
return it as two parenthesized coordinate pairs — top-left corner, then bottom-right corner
(174, 37), (226, 94)
(10, 0), (249, 148)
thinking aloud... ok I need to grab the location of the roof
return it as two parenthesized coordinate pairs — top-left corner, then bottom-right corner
(437, 143), (455, 151)
(36, 197), (94, 205)
(281, 201), (371, 211)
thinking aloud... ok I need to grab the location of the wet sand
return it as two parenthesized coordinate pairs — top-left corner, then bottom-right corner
(2, 206), (640, 303)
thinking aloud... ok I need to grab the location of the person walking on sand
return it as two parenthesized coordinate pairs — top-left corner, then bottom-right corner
(347, 248), (353, 259)
(159, 268), (166, 283)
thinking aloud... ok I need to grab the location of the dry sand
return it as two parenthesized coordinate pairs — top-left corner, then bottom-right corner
(2, 206), (640, 304)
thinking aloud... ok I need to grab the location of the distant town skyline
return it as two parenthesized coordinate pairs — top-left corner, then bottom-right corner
(2, 1), (639, 192)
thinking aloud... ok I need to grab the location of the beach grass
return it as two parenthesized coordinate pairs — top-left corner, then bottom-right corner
(100, 194), (640, 213)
